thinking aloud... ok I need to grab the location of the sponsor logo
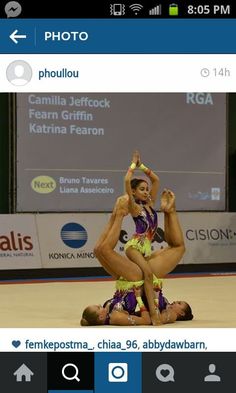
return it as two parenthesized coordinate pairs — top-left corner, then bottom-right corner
(31, 175), (56, 194)
(0, 231), (33, 251)
(188, 188), (221, 201)
(61, 222), (88, 248)
(119, 230), (129, 244)
(186, 228), (236, 241)
(119, 228), (165, 244)
(211, 187), (221, 201)
(48, 252), (95, 259)
(188, 191), (211, 201)
(186, 93), (213, 105)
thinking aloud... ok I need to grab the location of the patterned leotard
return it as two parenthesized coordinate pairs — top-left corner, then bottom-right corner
(142, 288), (168, 312)
(103, 277), (167, 325)
(103, 290), (137, 325)
(124, 204), (158, 257)
(156, 290), (169, 312)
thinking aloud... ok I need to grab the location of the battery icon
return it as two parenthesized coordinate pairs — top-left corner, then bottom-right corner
(169, 3), (179, 16)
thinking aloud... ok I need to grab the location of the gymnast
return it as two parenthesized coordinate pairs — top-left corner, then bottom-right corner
(124, 150), (160, 324)
(81, 190), (193, 326)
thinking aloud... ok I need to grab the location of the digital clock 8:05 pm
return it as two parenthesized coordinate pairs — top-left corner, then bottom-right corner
(187, 5), (231, 15)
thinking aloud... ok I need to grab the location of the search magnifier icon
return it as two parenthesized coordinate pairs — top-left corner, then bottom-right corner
(62, 363), (80, 382)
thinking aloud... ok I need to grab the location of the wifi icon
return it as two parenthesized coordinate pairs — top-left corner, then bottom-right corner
(129, 3), (144, 15)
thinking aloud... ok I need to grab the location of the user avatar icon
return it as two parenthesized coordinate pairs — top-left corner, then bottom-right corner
(6, 60), (32, 86)
(204, 363), (221, 382)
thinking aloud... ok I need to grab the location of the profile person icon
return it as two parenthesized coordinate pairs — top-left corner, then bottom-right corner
(204, 363), (221, 382)
(6, 60), (32, 86)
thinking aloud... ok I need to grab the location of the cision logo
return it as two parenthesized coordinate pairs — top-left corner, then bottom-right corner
(186, 227), (236, 242)
(60, 222), (88, 248)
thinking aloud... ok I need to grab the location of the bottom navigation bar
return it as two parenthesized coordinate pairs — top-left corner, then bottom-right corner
(1, 352), (235, 392)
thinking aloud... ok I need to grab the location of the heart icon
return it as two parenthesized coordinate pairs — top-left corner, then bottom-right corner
(12, 340), (21, 348)
(160, 369), (170, 377)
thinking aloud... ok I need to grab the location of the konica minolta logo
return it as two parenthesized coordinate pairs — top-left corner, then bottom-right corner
(60, 222), (88, 248)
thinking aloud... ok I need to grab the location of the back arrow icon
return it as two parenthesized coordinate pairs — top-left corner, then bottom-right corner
(10, 29), (27, 44)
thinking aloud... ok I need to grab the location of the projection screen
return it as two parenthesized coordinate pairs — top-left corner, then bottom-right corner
(16, 93), (226, 212)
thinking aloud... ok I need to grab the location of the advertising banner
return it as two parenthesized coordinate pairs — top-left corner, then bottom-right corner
(36, 213), (108, 268)
(0, 214), (41, 269)
(1, 212), (235, 271)
(116, 212), (236, 265)
(180, 212), (236, 264)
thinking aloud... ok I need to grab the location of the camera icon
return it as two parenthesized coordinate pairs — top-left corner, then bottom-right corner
(108, 363), (128, 382)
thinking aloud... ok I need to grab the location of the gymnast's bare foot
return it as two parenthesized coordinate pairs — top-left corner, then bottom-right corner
(161, 189), (176, 213)
(114, 195), (129, 216)
(160, 189), (168, 212)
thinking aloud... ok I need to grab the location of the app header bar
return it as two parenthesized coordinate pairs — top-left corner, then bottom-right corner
(0, 19), (236, 54)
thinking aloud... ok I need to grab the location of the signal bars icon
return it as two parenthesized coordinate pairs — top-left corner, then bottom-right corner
(149, 5), (162, 15)
(129, 4), (143, 15)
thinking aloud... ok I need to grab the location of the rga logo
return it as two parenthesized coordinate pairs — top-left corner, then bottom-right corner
(119, 228), (165, 244)
(31, 175), (56, 194)
(61, 222), (88, 248)
(186, 93), (213, 105)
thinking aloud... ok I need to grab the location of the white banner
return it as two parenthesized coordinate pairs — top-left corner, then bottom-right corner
(0, 214), (41, 269)
(1, 328), (236, 352)
(1, 54), (236, 92)
(180, 212), (236, 264)
(36, 213), (108, 268)
(1, 212), (236, 271)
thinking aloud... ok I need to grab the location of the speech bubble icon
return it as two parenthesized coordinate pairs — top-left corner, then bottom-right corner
(5, 1), (22, 18)
(155, 364), (175, 382)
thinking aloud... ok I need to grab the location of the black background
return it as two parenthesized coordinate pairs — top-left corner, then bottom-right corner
(142, 352), (236, 392)
(0, 1), (235, 18)
(47, 352), (94, 390)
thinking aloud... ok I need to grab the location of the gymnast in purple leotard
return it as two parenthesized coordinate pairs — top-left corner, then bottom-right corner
(125, 201), (158, 258)
(102, 281), (168, 325)
(124, 151), (161, 325)
(103, 290), (137, 325)
(81, 275), (172, 326)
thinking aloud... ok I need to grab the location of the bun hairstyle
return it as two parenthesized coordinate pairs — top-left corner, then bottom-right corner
(131, 178), (148, 190)
(177, 303), (194, 321)
(80, 305), (103, 326)
(80, 318), (89, 326)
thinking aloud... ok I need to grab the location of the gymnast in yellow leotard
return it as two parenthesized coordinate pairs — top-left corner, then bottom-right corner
(124, 151), (161, 325)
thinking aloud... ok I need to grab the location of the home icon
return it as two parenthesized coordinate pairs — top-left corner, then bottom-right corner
(13, 363), (34, 382)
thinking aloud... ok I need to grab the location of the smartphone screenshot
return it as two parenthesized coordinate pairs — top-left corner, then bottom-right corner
(0, 1), (236, 392)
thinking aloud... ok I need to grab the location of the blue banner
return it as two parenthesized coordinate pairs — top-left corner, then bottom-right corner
(0, 19), (236, 53)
